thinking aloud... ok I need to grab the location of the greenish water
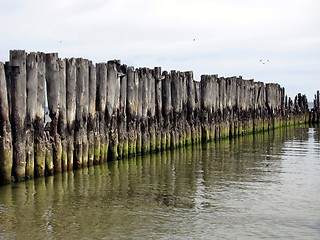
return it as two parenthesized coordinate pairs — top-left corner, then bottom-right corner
(0, 125), (320, 239)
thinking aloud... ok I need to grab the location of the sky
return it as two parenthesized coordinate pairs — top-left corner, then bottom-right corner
(0, 0), (319, 101)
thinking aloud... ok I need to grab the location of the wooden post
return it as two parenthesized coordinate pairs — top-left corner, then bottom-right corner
(266, 83), (279, 129)
(194, 81), (202, 143)
(136, 68), (142, 155)
(10, 50), (27, 182)
(140, 68), (150, 154)
(96, 63), (108, 162)
(162, 71), (172, 150)
(226, 77), (237, 138)
(185, 71), (195, 145)
(253, 81), (265, 133)
(154, 67), (163, 152)
(34, 52), (46, 177)
(66, 58), (77, 170)
(45, 53), (61, 174)
(88, 61), (96, 166)
(81, 59), (89, 167)
(4, 62), (12, 116)
(58, 58), (68, 171)
(126, 66), (138, 157)
(106, 60), (121, 160)
(240, 79), (249, 135)
(237, 78), (245, 135)
(218, 77), (229, 139)
(171, 70), (181, 149)
(180, 72), (187, 147)
(0, 62), (13, 184)
(200, 75), (212, 142)
(316, 91), (320, 123)
(211, 76), (219, 140)
(25, 52), (38, 179)
(118, 64), (128, 159)
(74, 58), (88, 168)
(148, 69), (156, 153)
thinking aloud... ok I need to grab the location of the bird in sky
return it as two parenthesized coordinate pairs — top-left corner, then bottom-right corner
(260, 59), (270, 64)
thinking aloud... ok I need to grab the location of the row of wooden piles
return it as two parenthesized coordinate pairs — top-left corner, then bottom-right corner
(0, 50), (312, 185)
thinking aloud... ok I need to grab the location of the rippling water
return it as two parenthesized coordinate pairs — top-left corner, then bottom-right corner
(0, 125), (320, 239)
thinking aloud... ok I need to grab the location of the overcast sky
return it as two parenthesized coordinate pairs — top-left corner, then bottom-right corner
(0, 0), (319, 100)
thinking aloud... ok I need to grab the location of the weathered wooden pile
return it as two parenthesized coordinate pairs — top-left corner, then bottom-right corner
(0, 50), (313, 185)
(310, 91), (320, 123)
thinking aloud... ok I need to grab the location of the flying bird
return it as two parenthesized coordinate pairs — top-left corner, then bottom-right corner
(260, 59), (270, 64)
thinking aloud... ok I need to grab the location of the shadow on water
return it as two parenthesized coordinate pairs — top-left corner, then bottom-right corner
(0, 125), (319, 239)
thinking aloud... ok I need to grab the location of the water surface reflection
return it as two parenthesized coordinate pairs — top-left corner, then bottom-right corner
(0, 126), (319, 239)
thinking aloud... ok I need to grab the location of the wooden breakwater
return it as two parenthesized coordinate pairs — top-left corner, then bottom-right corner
(0, 50), (317, 185)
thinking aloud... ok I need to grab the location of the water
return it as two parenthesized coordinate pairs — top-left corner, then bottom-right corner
(1, 125), (320, 239)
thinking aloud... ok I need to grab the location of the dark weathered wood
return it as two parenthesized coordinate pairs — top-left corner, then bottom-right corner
(96, 63), (108, 162)
(34, 52), (46, 177)
(314, 91), (320, 123)
(194, 81), (202, 143)
(154, 67), (163, 152)
(45, 131), (53, 175)
(118, 64), (127, 159)
(58, 58), (67, 171)
(180, 72), (187, 147)
(162, 71), (172, 150)
(0, 62), (12, 184)
(136, 68), (143, 154)
(74, 58), (88, 168)
(252, 81), (266, 133)
(106, 60), (122, 160)
(185, 71), (195, 145)
(10, 50), (27, 182)
(171, 70), (182, 148)
(66, 58), (77, 170)
(26, 52), (38, 179)
(316, 91), (320, 123)
(81, 59), (89, 167)
(147, 69), (156, 152)
(45, 53), (61, 174)
(126, 66), (137, 157)
(218, 77), (229, 139)
(226, 77), (237, 137)
(200, 75), (213, 142)
(140, 68), (150, 154)
(4, 62), (12, 118)
(88, 61), (96, 166)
